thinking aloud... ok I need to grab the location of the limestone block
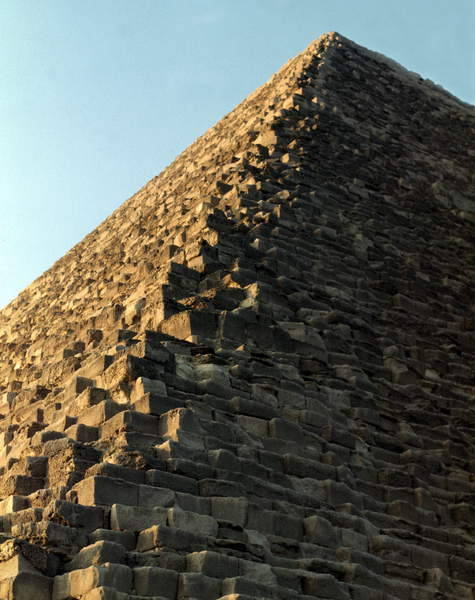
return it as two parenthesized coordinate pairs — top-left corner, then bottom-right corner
(145, 469), (198, 494)
(303, 573), (350, 599)
(138, 484), (175, 509)
(100, 355), (163, 391)
(65, 540), (126, 571)
(178, 572), (222, 600)
(0, 572), (52, 600)
(80, 585), (129, 600)
(89, 529), (136, 551)
(133, 566), (178, 599)
(86, 461), (146, 485)
(100, 410), (159, 438)
(239, 560), (277, 586)
(160, 310), (214, 341)
(211, 497), (248, 527)
(80, 400), (124, 428)
(199, 479), (242, 498)
(158, 407), (201, 436)
(0, 495), (28, 515)
(167, 507), (218, 537)
(187, 550), (240, 578)
(0, 474), (44, 497)
(44, 500), (105, 533)
(53, 564), (133, 599)
(71, 476), (139, 507)
(131, 377), (168, 402)
(11, 520), (88, 555)
(64, 375), (94, 399)
(66, 422), (99, 442)
(341, 528), (368, 552)
(220, 577), (282, 598)
(236, 415), (268, 438)
(111, 503), (167, 532)
(304, 515), (341, 547)
(132, 393), (183, 417)
(137, 525), (207, 553)
(269, 418), (303, 442)
(321, 480), (364, 509)
(0, 538), (57, 577)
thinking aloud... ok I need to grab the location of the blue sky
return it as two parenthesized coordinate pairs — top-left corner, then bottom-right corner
(1, 0), (473, 308)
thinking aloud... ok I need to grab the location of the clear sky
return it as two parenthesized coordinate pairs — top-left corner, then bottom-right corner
(0, 0), (473, 308)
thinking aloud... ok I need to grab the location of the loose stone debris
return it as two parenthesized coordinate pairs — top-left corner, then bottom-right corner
(0, 31), (474, 600)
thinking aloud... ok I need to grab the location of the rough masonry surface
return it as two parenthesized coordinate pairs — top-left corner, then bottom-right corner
(0, 32), (474, 600)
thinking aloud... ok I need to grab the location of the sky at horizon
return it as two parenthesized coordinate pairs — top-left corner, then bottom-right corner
(1, 0), (474, 308)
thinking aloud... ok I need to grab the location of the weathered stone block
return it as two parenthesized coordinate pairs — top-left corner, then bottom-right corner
(211, 497), (248, 527)
(132, 392), (183, 416)
(53, 564), (133, 599)
(138, 484), (175, 508)
(178, 572), (222, 600)
(146, 469), (198, 494)
(187, 550), (240, 578)
(137, 525), (207, 552)
(44, 500), (104, 533)
(167, 507), (218, 537)
(133, 566), (178, 599)
(0, 572), (52, 600)
(71, 476), (139, 507)
(100, 410), (159, 438)
(131, 376), (168, 402)
(111, 503), (167, 532)
(65, 540), (126, 571)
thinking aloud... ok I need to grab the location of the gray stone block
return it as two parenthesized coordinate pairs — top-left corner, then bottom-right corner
(65, 540), (126, 571)
(134, 566), (178, 599)
(111, 503), (167, 532)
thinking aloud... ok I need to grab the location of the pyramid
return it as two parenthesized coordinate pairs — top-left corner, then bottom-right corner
(0, 30), (474, 600)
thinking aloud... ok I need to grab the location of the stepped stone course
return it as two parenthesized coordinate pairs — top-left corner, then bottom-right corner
(0, 31), (474, 599)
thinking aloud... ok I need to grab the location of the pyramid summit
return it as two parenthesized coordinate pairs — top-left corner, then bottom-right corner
(0, 31), (474, 600)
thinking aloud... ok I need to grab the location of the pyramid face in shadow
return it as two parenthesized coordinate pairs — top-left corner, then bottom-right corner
(0, 32), (474, 600)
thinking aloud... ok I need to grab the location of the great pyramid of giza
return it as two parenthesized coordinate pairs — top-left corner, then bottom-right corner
(0, 31), (474, 600)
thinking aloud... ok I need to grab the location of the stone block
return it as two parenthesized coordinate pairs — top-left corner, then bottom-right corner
(187, 550), (240, 578)
(86, 461), (146, 485)
(44, 500), (104, 532)
(80, 400), (124, 428)
(304, 514), (340, 548)
(132, 392), (183, 416)
(131, 377), (168, 402)
(12, 520), (88, 555)
(303, 573), (350, 599)
(100, 410), (159, 438)
(146, 469), (198, 494)
(101, 355), (163, 390)
(178, 572), (222, 600)
(0, 495), (28, 515)
(160, 310), (217, 342)
(71, 476), (139, 507)
(133, 566), (178, 599)
(89, 528), (136, 551)
(167, 507), (218, 537)
(137, 525), (207, 553)
(66, 540), (126, 571)
(211, 497), (248, 527)
(80, 586), (129, 600)
(0, 572), (52, 600)
(341, 528), (368, 552)
(138, 484), (175, 508)
(199, 479), (242, 498)
(66, 423), (99, 442)
(53, 564), (133, 599)
(111, 503), (167, 532)
(269, 418), (303, 442)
